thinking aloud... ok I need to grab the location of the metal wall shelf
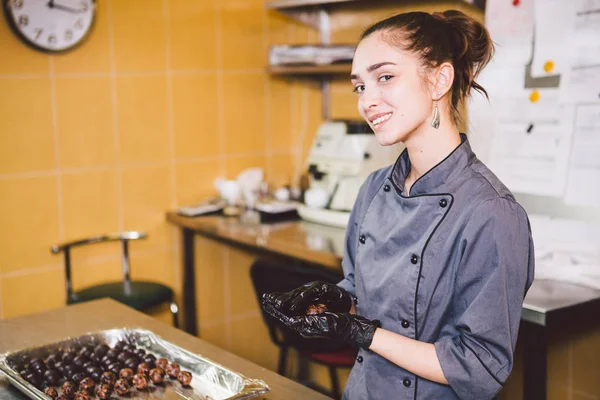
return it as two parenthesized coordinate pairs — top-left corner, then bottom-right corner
(266, 0), (485, 29)
(268, 63), (351, 77)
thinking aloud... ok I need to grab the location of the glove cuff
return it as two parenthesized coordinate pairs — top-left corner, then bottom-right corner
(357, 320), (381, 350)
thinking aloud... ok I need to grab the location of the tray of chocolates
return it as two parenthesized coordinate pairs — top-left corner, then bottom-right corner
(0, 329), (269, 400)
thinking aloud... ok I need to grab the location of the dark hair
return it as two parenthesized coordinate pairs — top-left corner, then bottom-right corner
(359, 10), (494, 125)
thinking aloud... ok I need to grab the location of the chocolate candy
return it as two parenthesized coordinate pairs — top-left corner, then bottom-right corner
(70, 373), (85, 384)
(78, 377), (95, 393)
(24, 372), (41, 389)
(61, 381), (76, 398)
(117, 351), (133, 364)
(132, 373), (149, 390)
(95, 383), (112, 400)
(113, 341), (127, 352)
(105, 349), (119, 360)
(101, 355), (115, 368)
(44, 387), (58, 400)
(166, 363), (180, 379)
(134, 348), (146, 358)
(177, 371), (192, 387)
(136, 362), (150, 376)
(72, 356), (87, 369)
(107, 363), (121, 375)
(119, 368), (134, 383)
(63, 365), (77, 381)
(156, 358), (168, 370)
(56, 395), (70, 400)
(74, 390), (90, 400)
(43, 368), (61, 386)
(62, 352), (76, 365)
(100, 371), (116, 386)
(149, 368), (165, 384)
(306, 303), (328, 315)
(88, 367), (102, 383)
(142, 354), (156, 368)
(124, 357), (138, 370)
(114, 379), (130, 396)
(94, 344), (109, 358)
(46, 354), (60, 368)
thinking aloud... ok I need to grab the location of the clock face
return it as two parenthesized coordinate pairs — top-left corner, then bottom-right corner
(3, 0), (95, 53)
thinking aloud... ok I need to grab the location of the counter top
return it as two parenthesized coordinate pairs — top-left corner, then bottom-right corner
(0, 299), (330, 400)
(166, 212), (344, 270)
(167, 213), (600, 327)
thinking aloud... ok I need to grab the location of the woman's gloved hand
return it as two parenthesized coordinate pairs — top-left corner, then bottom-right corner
(288, 312), (380, 350)
(262, 281), (353, 316)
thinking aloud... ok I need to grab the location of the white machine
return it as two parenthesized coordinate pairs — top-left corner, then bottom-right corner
(297, 120), (401, 228)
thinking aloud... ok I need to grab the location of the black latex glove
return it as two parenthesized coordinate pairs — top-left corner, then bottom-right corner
(262, 281), (353, 316)
(288, 312), (380, 350)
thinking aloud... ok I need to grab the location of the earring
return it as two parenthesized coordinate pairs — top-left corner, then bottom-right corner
(431, 98), (440, 129)
(431, 91), (441, 129)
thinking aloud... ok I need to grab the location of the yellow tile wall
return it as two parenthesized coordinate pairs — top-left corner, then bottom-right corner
(0, 0), (302, 322)
(2, 0), (600, 398)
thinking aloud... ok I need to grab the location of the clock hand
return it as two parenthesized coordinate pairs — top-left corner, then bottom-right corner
(47, 1), (81, 13)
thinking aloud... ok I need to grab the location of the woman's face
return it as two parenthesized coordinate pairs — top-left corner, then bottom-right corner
(351, 32), (434, 146)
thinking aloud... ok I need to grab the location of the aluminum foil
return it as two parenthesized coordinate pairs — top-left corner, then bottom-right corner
(0, 329), (269, 400)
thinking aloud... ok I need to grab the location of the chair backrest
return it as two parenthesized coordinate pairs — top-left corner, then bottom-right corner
(50, 232), (147, 298)
(250, 258), (348, 353)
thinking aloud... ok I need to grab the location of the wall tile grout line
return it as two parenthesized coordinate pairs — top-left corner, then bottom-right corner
(106, 0), (123, 232)
(0, 68), (266, 80)
(1, 155), (269, 181)
(0, 246), (175, 280)
(48, 57), (65, 242)
(162, 0), (181, 305)
(263, 6), (272, 184)
(0, 265), (64, 280)
(0, 275), (4, 318)
(222, 248), (231, 349)
(215, 1), (226, 177)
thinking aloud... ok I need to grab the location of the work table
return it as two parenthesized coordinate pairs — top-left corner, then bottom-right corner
(0, 299), (330, 400)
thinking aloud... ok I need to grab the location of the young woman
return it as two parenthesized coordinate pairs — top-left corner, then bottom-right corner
(263, 10), (534, 400)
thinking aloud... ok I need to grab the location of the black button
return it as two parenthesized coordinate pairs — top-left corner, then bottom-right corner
(356, 356), (363, 363)
(439, 198), (448, 208)
(403, 378), (411, 387)
(383, 184), (391, 192)
(410, 254), (419, 264)
(359, 235), (366, 244)
(401, 319), (410, 329)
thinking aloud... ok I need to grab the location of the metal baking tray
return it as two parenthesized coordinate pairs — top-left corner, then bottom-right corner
(0, 329), (269, 400)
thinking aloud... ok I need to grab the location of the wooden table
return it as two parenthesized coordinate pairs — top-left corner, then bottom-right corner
(0, 299), (330, 400)
(167, 212), (600, 400)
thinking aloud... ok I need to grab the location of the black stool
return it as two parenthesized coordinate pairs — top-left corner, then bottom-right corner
(51, 232), (179, 327)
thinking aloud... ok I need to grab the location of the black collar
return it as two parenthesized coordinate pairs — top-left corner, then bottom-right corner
(390, 133), (476, 196)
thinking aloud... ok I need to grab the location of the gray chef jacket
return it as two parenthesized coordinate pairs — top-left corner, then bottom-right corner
(338, 134), (535, 400)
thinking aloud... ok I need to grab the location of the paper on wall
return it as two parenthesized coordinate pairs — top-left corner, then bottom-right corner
(564, 104), (600, 206)
(485, 0), (534, 66)
(530, 0), (576, 78)
(559, 0), (600, 103)
(532, 216), (600, 290)
(487, 89), (575, 197)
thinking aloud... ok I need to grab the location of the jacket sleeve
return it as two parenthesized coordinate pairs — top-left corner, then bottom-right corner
(434, 197), (535, 400)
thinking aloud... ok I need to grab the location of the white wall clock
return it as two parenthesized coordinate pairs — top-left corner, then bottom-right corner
(3, 0), (96, 53)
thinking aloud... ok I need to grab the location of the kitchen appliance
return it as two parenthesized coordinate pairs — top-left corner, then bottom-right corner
(298, 120), (400, 228)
